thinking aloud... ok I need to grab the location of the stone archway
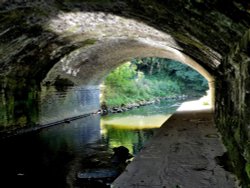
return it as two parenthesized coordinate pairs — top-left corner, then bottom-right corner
(39, 37), (215, 125)
(0, 0), (250, 186)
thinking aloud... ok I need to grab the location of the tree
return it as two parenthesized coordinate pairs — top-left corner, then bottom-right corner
(102, 58), (208, 107)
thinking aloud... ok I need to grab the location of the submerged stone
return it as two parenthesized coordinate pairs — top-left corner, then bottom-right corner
(77, 168), (119, 180)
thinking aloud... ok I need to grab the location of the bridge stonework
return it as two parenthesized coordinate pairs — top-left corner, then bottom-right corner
(0, 0), (250, 186)
(216, 29), (250, 186)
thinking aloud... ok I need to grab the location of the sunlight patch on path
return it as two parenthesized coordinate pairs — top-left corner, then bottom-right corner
(177, 95), (212, 112)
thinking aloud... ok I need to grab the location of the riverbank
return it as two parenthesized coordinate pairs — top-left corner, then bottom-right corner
(112, 109), (239, 188)
(0, 95), (189, 140)
(100, 95), (190, 115)
(0, 113), (93, 140)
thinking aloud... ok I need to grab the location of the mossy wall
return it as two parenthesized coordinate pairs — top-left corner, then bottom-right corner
(0, 78), (40, 132)
(215, 30), (250, 187)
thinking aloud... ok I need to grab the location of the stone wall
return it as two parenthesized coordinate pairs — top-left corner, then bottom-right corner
(0, 79), (100, 134)
(1, 0), (250, 186)
(39, 86), (100, 125)
(215, 30), (250, 187)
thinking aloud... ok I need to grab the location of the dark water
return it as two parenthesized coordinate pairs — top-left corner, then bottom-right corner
(0, 100), (180, 188)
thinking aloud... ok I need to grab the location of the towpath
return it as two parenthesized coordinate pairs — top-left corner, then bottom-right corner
(112, 109), (238, 188)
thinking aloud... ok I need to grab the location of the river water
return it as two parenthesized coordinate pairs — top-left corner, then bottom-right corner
(0, 100), (182, 188)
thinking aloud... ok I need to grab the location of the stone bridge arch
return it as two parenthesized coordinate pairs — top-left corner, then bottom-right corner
(41, 37), (215, 119)
(0, 0), (250, 186)
(43, 38), (214, 87)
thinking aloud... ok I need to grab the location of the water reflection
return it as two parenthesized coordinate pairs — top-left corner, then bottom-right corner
(101, 114), (172, 153)
(0, 84), (100, 133)
(101, 114), (171, 129)
(0, 100), (181, 187)
(39, 86), (100, 124)
(0, 115), (102, 188)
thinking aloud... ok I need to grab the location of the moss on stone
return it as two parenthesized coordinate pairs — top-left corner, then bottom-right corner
(54, 76), (74, 86)
(174, 33), (206, 50)
(216, 115), (250, 187)
(81, 38), (97, 46)
(245, 163), (250, 180)
(234, 126), (242, 145)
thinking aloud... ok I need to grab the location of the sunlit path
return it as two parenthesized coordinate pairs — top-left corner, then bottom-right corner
(177, 95), (212, 112)
(112, 109), (238, 188)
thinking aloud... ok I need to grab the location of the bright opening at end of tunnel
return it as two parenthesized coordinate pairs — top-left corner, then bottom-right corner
(177, 92), (212, 112)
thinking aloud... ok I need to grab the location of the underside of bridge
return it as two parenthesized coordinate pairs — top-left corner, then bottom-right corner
(0, 0), (250, 186)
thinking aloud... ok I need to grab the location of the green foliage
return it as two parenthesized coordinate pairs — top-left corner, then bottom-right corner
(133, 57), (208, 93)
(105, 62), (137, 88)
(102, 58), (208, 107)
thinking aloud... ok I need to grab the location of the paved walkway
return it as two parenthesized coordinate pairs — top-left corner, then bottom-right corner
(112, 110), (238, 188)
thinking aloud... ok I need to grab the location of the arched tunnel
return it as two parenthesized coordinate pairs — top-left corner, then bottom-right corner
(0, 0), (250, 187)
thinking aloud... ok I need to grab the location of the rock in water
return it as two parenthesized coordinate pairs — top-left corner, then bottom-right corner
(77, 169), (119, 179)
(111, 146), (133, 165)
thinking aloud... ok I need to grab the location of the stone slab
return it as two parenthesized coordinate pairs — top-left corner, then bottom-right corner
(112, 110), (239, 188)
